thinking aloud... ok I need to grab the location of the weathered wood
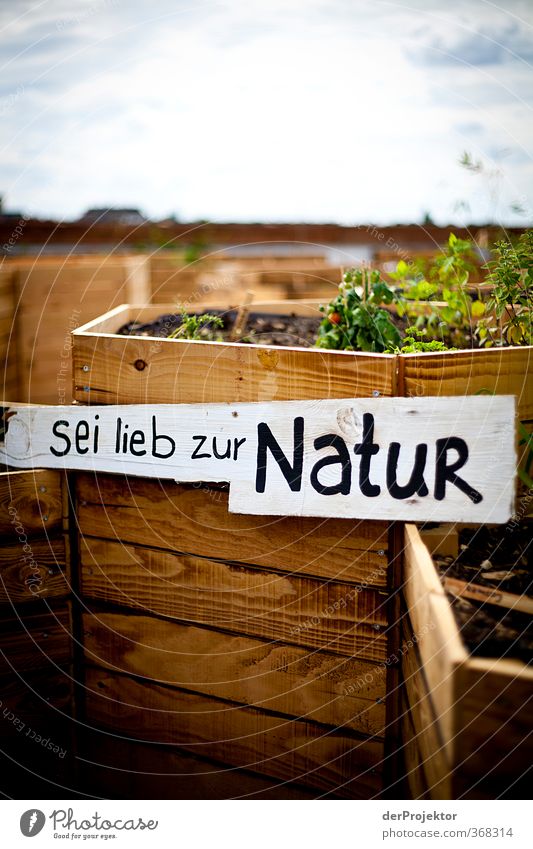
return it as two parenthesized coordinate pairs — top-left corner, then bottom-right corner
(80, 539), (387, 660)
(83, 668), (384, 798)
(401, 617), (451, 798)
(81, 609), (386, 735)
(402, 523), (533, 800)
(79, 735), (320, 799)
(452, 657), (533, 799)
(443, 576), (533, 615)
(0, 264), (18, 398)
(399, 701), (430, 800)
(403, 524), (468, 750)
(0, 666), (72, 741)
(1, 396), (515, 522)
(11, 256), (150, 403)
(76, 473), (389, 586)
(72, 304), (396, 405)
(0, 469), (63, 538)
(420, 524), (459, 557)
(400, 347), (533, 422)
(0, 605), (72, 675)
(0, 536), (68, 604)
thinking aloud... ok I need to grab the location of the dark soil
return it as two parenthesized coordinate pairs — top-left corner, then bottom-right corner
(433, 522), (533, 663)
(117, 310), (322, 348)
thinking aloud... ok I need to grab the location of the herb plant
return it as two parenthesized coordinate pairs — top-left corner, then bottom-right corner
(392, 233), (485, 347)
(391, 327), (453, 354)
(479, 229), (533, 346)
(168, 309), (224, 341)
(315, 268), (401, 353)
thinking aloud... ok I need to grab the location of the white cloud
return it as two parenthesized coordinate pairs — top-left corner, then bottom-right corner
(0, 0), (532, 224)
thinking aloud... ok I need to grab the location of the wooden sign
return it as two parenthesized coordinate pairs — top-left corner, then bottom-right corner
(0, 396), (515, 523)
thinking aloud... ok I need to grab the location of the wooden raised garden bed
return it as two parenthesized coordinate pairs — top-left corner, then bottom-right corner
(69, 300), (401, 799)
(64, 300), (530, 799)
(401, 523), (533, 799)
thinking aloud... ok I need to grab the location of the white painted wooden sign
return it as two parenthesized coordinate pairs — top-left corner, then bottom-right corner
(0, 396), (516, 522)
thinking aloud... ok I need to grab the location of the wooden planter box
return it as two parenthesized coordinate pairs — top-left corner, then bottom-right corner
(0, 467), (75, 796)
(3, 255), (150, 403)
(68, 301), (401, 798)
(401, 523), (533, 799)
(68, 302), (532, 799)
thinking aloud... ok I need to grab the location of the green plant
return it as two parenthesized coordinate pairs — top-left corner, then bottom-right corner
(390, 326), (453, 354)
(168, 309), (224, 341)
(393, 233), (485, 347)
(479, 229), (533, 346)
(518, 422), (533, 490)
(315, 268), (401, 352)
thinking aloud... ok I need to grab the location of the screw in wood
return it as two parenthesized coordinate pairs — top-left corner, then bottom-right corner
(372, 390), (380, 397)
(39, 486), (47, 493)
(42, 515), (49, 521)
(82, 365), (90, 372)
(134, 359), (147, 371)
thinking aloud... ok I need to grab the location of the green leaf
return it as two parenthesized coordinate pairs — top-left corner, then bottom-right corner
(471, 299), (485, 317)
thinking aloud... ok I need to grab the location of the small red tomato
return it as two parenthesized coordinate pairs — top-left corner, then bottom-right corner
(329, 311), (341, 325)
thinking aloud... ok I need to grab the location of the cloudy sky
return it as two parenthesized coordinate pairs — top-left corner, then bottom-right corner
(0, 0), (532, 224)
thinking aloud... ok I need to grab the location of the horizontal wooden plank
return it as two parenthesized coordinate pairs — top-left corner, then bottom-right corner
(0, 605), (73, 675)
(0, 665), (75, 797)
(82, 610), (386, 735)
(83, 668), (384, 798)
(0, 665), (72, 743)
(0, 469), (63, 538)
(3, 396), (514, 523)
(78, 735), (320, 799)
(71, 301), (395, 404)
(452, 657), (533, 799)
(0, 536), (68, 604)
(76, 473), (389, 586)
(80, 539), (387, 660)
(400, 347), (533, 421)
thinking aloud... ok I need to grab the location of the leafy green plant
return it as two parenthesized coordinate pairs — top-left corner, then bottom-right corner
(478, 229), (533, 347)
(390, 326), (453, 354)
(315, 268), (401, 352)
(392, 233), (485, 347)
(168, 309), (224, 341)
(518, 422), (533, 490)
